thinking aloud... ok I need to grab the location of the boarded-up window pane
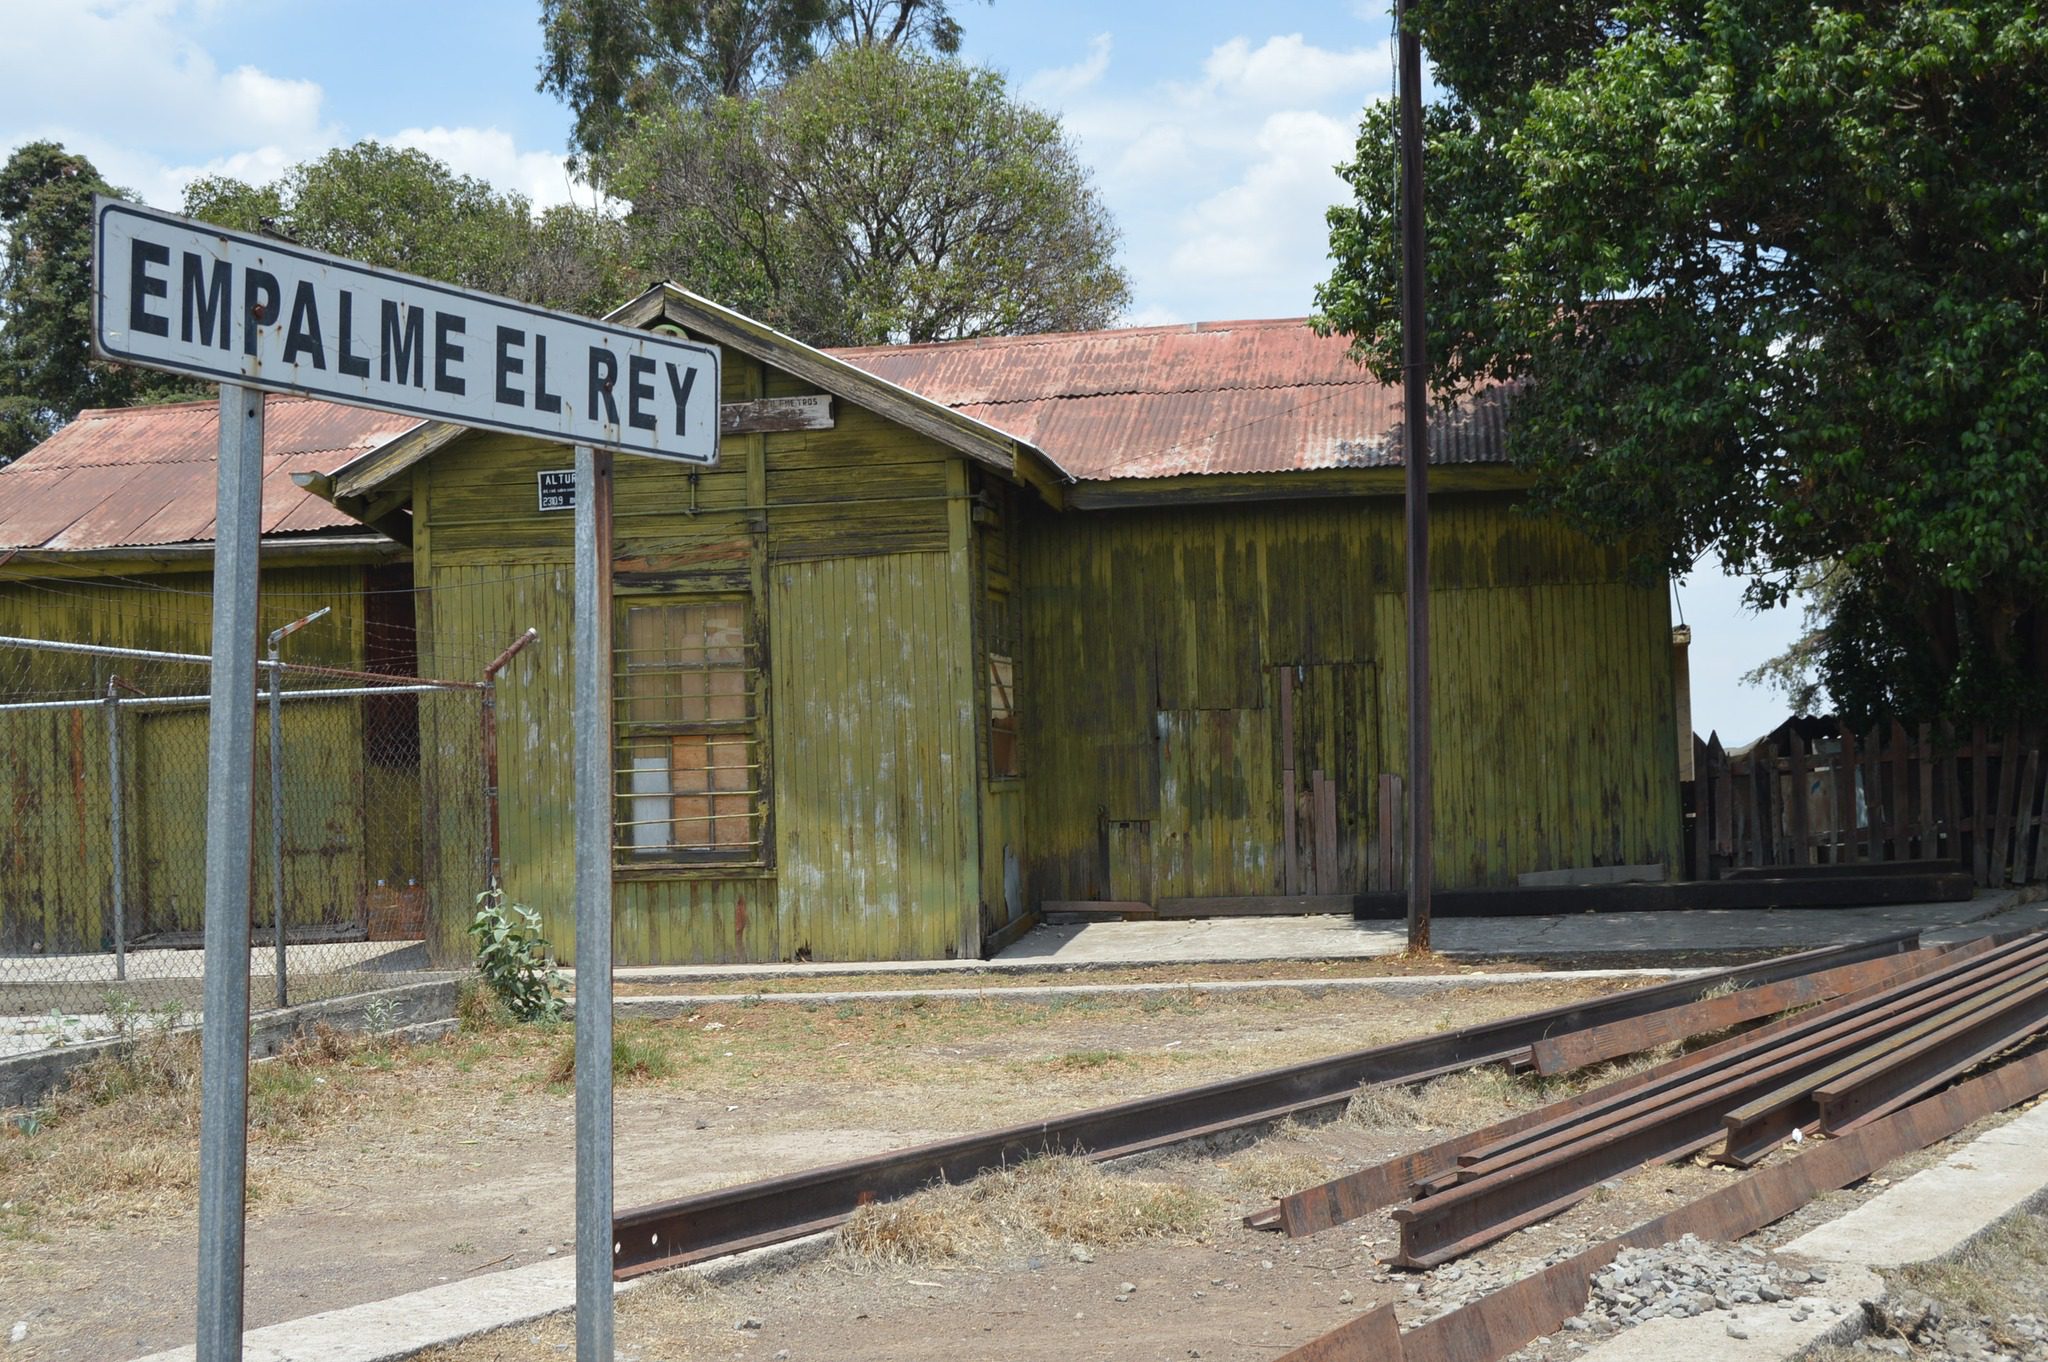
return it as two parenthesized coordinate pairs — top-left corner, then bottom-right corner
(990, 652), (1020, 779)
(615, 601), (762, 862)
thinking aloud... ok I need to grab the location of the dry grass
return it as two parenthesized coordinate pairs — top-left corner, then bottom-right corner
(1219, 1136), (1331, 1199)
(0, 1021), (406, 1229)
(541, 1026), (678, 1086)
(1889, 1210), (2048, 1319)
(836, 1155), (1216, 1266)
(1344, 1052), (1670, 1135)
(1347, 1066), (1551, 1132)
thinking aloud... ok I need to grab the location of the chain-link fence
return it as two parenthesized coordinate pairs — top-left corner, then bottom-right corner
(0, 633), (491, 1052)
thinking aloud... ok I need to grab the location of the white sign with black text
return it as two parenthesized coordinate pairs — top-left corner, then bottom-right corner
(92, 197), (721, 465)
(538, 469), (577, 511)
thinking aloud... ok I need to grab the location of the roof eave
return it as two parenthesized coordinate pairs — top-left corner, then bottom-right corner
(316, 283), (1078, 513)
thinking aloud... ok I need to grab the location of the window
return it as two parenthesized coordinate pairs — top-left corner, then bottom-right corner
(614, 601), (762, 863)
(985, 583), (1021, 779)
(989, 652), (1020, 778)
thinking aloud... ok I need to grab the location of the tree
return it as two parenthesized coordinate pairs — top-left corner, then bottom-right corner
(183, 141), (632, 317)
(539, 0), (830, 160)
(0, 143), (200, 465)
(609, 44), (1127, 345)
(538, 0), (981, 161)
(1316, 2), (2048, 724)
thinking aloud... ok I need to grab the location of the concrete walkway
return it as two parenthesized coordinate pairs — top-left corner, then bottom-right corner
(592, 886), (2043, 988)
(992, 886), (2041, 968)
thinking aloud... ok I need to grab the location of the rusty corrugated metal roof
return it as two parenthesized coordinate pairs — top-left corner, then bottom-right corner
(830, 318), (1513, 481)
(0, 396), (417, 552)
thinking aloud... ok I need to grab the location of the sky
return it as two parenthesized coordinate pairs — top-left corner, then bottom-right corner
(0, 0), (1804, 742)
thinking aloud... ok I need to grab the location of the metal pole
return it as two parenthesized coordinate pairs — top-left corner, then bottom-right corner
(268, 659), (285, 1010)
(572, 445), (615, 1358)
(265, 607), (330, 1010)
(1398, 0), (1434, 953)
(105, 677), (127, 981)
(195, 383), (264, 1362)
(482, 628), (540, 890)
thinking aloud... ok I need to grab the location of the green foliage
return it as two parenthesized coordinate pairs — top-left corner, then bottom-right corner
(1317, 2), (2048, 724)
(466, 888), (567, 1023)
(609, 44), (1128, 344)
(183, 140), (634, 317)
(539, 0), (981, 160)
(0, 142), (204, 465)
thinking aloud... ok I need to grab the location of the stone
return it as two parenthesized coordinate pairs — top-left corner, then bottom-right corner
(737, 1318), (763, 1331)
(1338, 1291), (1354, 1305)
(1070, 1245), (1094, 1263)
(1727, 1323), (1749, 1340)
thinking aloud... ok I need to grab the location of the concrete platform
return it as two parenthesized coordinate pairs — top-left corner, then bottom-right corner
(995, 886), (2039, 968)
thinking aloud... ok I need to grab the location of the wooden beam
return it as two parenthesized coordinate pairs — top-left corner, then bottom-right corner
(1063, 466), (1529, 511)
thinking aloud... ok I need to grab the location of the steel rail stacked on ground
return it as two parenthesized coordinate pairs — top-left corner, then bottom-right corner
(609, 933), (1919, 1278)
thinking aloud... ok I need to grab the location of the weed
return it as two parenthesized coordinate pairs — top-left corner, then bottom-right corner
(1046, 1050), (1123, 1073)
(544, 1029), (675, 1086)
(467, 888), (566, 1023)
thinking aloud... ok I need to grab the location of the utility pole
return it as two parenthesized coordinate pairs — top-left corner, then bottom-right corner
(1398, 0), (1434, 953)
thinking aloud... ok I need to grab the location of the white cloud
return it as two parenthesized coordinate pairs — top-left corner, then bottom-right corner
(1168, 110), (1354, 286)
(1199, 34), (1390, 106)
(1023, 30), (1390, 324)
(0, 0), (586, 216)
(390, 126), (589, 211)
(1024, 32), (1113, 102)
(0, 1), (331, 164)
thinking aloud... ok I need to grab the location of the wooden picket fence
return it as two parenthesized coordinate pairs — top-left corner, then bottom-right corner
(1688, 721), (2047, 887)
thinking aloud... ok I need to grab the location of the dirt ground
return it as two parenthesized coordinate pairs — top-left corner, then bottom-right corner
(0, 974), (1643, 1362)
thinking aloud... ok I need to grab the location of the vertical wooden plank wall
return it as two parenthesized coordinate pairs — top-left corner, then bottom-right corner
(0, 566), (386, 953)
(1019, 495), (1684, 903)
(413, 350), (985, 964)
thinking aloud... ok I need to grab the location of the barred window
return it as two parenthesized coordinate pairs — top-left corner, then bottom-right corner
(614, 601), (762, 863)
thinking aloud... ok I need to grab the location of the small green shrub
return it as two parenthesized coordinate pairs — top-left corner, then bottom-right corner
(466, 888), (566, 1023)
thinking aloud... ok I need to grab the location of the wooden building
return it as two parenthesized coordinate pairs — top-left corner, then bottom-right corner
(0, 397), (424, 953)
(311, 286), (1684, 966)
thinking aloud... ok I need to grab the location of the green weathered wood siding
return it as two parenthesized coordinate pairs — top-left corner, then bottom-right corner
(0, 567), (393, 953)
(1019, 494), (1682, 902)
(413, 349), (983, 965)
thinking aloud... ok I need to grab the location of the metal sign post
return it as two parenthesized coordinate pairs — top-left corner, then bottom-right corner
(91, 195), (716, 1361)
(193, 384), (264, 1360)
(572, 444), (616, 1356)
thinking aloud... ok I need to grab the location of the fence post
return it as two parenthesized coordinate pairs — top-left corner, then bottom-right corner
(266, 607), (331, 1010)
(480, 628), (540, 892)
(104, 677), (127, 981)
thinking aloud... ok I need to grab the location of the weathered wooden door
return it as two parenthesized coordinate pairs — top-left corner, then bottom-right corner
(1275, 662), (1379, 896)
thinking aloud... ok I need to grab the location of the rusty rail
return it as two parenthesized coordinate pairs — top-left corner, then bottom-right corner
(610, 932), (1920, 1279)
(1389, 933), (2048, 1264)
(1264, 935), (1992, 1238)
(1278, 1041), (2048, 1362)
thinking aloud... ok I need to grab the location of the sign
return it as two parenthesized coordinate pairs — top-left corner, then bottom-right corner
(92, 197), (721, 465)
(538, 469), (577, 511)
(720, 394), (833, 434)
